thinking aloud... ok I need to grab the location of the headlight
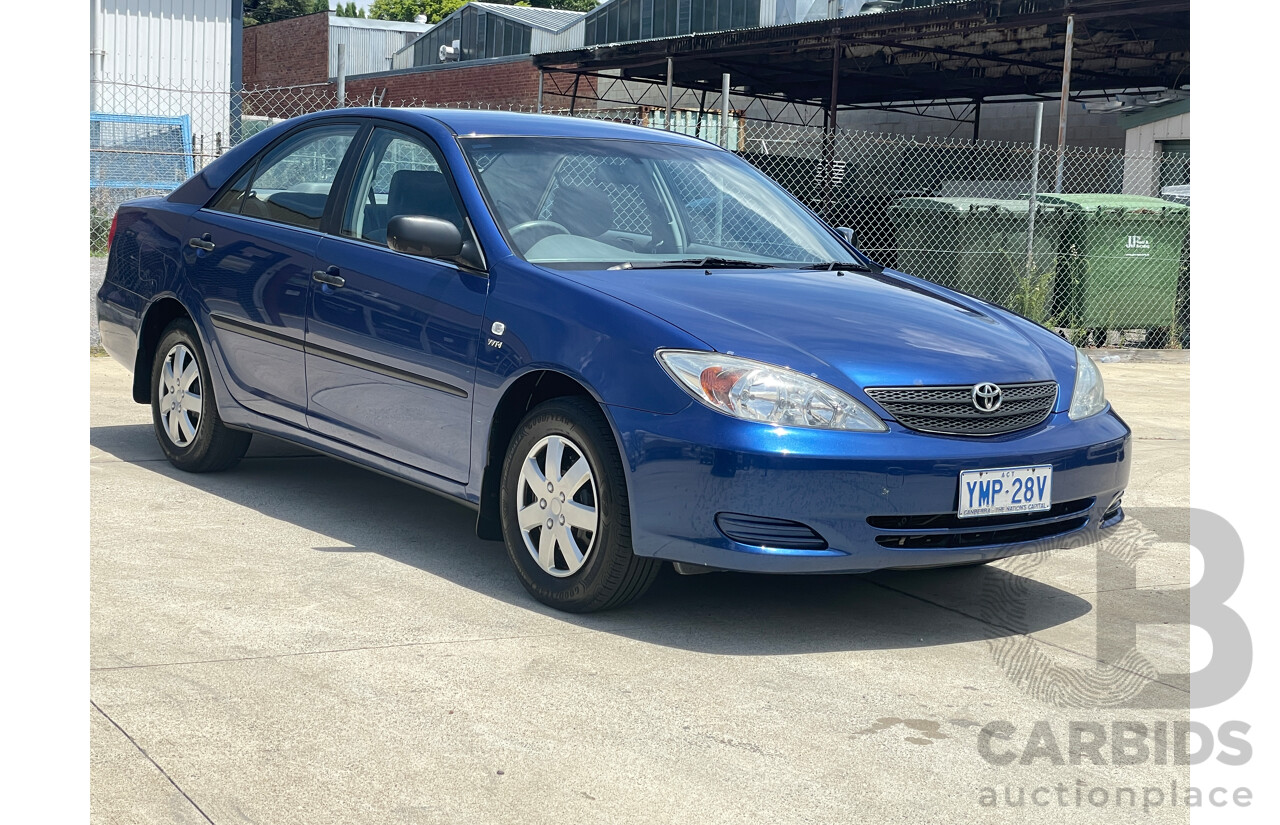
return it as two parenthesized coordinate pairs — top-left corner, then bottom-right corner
(1068, 348), (1108, 420)
(656, 350), (887, 432)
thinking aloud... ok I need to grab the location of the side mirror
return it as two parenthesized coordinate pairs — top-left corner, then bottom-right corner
(387, 215), (463, 259)
(837, 226), (858, 248)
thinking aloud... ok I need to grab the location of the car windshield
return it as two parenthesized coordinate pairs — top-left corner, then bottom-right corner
(459, 136), (854, 270)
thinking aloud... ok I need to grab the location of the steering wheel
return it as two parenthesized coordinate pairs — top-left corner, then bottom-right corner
(509, 220), (569, 251)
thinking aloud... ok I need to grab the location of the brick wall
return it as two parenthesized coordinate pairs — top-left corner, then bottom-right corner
(345, 60), (588, 109)
(243, 11), (330, 89)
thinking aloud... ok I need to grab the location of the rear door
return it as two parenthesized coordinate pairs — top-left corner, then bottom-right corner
(305, 125), (489, 483)
(186, 122), (359, 427)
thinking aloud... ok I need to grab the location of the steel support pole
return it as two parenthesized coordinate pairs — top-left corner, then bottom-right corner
(665, 57), (674, 130)
(828, 40), (841, 130)
(90, 0), (104, 112)
(822, 41), (841, 219)
(1054, 14), (1075, 193)
(1026, 101), (1045, 276)
(972, 99), (982, 141)
(537, 71), (544, 113)
(230, 0), (243, 144)
(720, 72), (731, 149)
(336, 43), (347, 109)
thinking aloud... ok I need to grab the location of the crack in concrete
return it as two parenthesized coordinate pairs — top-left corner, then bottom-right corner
(91, 700), (217, 825)
(90, 629), (591, 673)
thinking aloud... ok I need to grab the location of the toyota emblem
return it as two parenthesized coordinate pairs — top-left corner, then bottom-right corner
(972, 382), (1003, 413)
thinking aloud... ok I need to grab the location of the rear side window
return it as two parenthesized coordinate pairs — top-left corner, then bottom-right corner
(211, 124), (358, 231)
(210, 167), (252, 214)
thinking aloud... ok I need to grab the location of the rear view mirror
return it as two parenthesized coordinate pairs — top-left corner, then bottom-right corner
(837, 226), (858, 248)
(387, 215), (463, 259)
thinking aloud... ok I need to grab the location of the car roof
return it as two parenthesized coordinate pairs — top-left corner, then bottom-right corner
(331, 107), (718, 148)
(169, 107), (722, 206)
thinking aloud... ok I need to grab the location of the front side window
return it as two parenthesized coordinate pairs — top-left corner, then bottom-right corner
(341, 128), (481, 269)
(461, 136), (852, 269)
(212, 124), (358, 230)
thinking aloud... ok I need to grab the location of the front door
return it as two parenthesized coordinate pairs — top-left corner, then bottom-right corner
(305, 126), (488, 483)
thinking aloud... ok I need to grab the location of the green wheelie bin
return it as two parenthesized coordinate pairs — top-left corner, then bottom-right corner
(1029, 194), (1190, 343)
(887, 197), (1064, 314)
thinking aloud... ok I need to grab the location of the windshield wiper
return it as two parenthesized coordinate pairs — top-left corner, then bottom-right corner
(611, 257), (781, 270)
(800, 261), (875, 272)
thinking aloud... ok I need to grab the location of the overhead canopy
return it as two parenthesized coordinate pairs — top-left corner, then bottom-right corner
(533, 0), (1190, 113)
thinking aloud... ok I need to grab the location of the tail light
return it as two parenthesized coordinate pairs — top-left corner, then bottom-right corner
(107, 212), (118, 248)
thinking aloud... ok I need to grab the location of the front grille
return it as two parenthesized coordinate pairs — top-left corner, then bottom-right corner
(865, 381), (1058, 436)
(715, 513), (829, 551)
(873, 517), (1089, 550)
(870, 497), (1095, 550)
(867, 497), (1094, 531)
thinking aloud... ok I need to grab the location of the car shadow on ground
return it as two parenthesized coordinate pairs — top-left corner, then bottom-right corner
(92, 423), (1093, 656)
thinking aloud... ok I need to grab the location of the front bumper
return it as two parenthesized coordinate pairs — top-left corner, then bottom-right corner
(607, 402), (1131, 573)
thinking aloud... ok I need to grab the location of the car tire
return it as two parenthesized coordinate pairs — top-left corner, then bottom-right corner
(150, 318), (251, 472)
(499, 397), (659, 612)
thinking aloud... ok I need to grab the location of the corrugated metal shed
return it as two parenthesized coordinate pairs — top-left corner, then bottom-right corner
(531, 21), (586, 55)
(471, 3), (586, 32)
(329, 13), (432, 76)
(392, 25), (436, 70)
(329, 15), (436, 32)
(407, 3), (587, 67)
(582, 0), (961, 46)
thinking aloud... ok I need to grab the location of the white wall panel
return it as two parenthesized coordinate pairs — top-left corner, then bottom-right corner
(96, 1), (235, 159)
(101, 0), (233, 89)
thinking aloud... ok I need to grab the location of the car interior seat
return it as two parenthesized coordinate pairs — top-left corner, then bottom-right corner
(367, 170), (460, 241)
(372, 169), (480, 267)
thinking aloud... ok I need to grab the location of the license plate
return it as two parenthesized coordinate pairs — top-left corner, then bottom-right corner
(958, 465), (1052, 518)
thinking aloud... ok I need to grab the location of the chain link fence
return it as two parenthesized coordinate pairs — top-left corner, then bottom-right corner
(91, 79), (1191, 347)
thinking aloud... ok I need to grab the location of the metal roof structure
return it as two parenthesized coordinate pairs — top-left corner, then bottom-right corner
(395, 3), (588, 68)
(327, 14), (433, 32)
(533, 0), (1190, 122)
(469, 3), (586, 33)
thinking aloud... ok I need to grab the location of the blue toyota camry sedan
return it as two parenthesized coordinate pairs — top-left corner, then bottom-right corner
(97, 108), (1130, 612)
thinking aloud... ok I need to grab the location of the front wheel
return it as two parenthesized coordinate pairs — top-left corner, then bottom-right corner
(150, 318), (251, 472)
(499, 398), (659, 612)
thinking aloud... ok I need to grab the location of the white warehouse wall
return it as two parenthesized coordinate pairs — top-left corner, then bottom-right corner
(94, 0), (237, 155)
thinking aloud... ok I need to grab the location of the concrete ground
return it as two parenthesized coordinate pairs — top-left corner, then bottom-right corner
(91, 357), (1191, 824)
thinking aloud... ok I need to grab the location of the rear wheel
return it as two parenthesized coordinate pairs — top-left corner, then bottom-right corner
(499, 398), (659, 612)
(150, 319), (251, 472)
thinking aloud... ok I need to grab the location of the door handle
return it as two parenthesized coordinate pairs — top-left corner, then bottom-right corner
(312, 266), (345, 288)
(188, 233), (215, 251)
